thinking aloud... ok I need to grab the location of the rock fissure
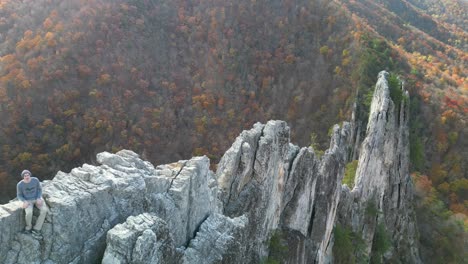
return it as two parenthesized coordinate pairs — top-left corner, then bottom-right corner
(397, 183), (401, 208)
(184, 214), (210, 248)
(223, 127), (264, 211)
(185, 169), (194, 247)
(225, 159), (240, 210)
(167, 161), (186, 192)
(307, 204), (317, 237)
(284, 146), (301, 187)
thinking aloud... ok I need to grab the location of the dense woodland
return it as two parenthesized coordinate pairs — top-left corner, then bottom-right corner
(0, 0), (355, 198)
(0, 0), (466, 262)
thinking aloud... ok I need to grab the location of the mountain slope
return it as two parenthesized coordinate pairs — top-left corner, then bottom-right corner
(0, 0), (466, 261)
(0, 0), (358, 201)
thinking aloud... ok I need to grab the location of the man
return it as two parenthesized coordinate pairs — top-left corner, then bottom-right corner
(17, 170), (48, 236)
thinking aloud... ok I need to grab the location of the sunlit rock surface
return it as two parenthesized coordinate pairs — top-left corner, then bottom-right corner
(338, 71), (421, 263)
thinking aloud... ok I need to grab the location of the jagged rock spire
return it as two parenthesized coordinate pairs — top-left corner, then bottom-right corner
(339, 71), (420, 263)
(216, 120), (352, 263)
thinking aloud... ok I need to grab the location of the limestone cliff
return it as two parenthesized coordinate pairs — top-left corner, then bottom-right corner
(0, 71), (420, 263)
(215, 120), (352, 263)
(338, 71), (420, 263)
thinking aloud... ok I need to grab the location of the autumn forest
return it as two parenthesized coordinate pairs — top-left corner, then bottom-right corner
(0, 0), (466, 262)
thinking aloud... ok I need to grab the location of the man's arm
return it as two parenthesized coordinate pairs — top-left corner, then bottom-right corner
(16, 182), (25, 201)
(35, 178), (43, 200)
(17, 182), (30, 208)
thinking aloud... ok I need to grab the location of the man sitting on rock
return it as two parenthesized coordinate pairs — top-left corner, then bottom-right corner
(17, 170), (48, 236)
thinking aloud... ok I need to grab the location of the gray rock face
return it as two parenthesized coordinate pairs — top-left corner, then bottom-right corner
(216, 120), (291, 261)
(281, 147), (318, 236)
(182, 213), (248, 264)
(338, 71), (421, 263)
(103, 212), (248, 264)
(145, 156), (220, 247)
(0, 72), (420, 263)
(102, 213), (178, 264)
(216, 120), (352, 263)
(0, 151), (221, 264)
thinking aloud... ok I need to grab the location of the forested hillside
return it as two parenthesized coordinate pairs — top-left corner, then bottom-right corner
(0, 0), (357, 199)
(0, 0), (466, 262)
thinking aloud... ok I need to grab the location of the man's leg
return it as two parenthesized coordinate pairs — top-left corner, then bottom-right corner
(33, 200), (48, 231)
(24, 203), (33, 231)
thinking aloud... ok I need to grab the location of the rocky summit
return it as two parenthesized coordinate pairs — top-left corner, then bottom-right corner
(0, 71), (420, 263)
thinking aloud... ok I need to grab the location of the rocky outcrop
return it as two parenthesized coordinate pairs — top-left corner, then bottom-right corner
(216, 120), (352, 263)
(181, 213), (248, 263)
(0, 120), (352, 264)
(102, 213), (178, 264)
(0, 72), (420, 263)
(338, 71), (420, 263)
(101, 212), (248, 264)
(0, 151), (222, 264)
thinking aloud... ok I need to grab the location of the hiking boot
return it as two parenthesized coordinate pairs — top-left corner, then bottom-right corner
(31, 229), (42, 238)
(22, 229), (31, 234)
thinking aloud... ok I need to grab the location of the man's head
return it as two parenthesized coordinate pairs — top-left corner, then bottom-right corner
(21, 170), (31, 182)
